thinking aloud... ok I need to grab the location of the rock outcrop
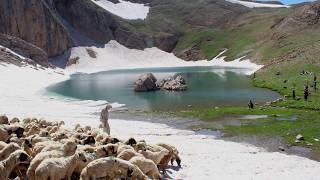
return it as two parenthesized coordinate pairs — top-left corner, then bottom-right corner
(53, 0), (147, 50)
(272, 1), (320, 38)
(0, 34), (49, 67)
(0, 0), (73, 58)
(134, 73), (187, 92)
(134, 73), (159, 92)
(157, 74), (187, 91)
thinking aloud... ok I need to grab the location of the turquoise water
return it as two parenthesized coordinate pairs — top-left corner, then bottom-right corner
(47, 66), (280, 111)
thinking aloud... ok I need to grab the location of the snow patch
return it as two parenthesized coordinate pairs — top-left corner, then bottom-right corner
(0, 45), (27, 60)
(91, 0), (149, 20)
(226, 0), (290, 8)
(66, 40), (263, 75)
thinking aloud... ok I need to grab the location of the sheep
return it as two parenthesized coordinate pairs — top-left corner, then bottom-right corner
(0, 115), (9, 124)
(73, 152), (97, 179)
(41, 140), (77, 155)
(10, 117), (20, 124)
(80, 157), (121, 180)
(157, 143), (181, 167)
(134, 142), (148, 152)
(139, 149), (169, 165)
(0, 124), (24, 142)
(129, 156), (161, 180)
(27, 141), (77, 180)
(117, 149), (143, 161)
(95, 133), (109, 143)
(117, 158), (148, 180)
(21, 139), (33, 156)
(95, 144), (118, 158)
(125, 137), (137, 146)
(25, 125), (40, 136)
(78, 145), (96, 153)
(0, 143), (21, 161)
(117, 144), (134, 154)
(32, 141), (61, 156)
(48, 126), (59, 134)
(0, 150), (30, 180)
(35, 151), (87, 180)
(80, 135), (96, 145)
(38, 130), (50, 137)
(51, 131), (69, 141)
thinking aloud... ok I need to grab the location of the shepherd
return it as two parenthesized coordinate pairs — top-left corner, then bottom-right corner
(100, 104), (112, 135)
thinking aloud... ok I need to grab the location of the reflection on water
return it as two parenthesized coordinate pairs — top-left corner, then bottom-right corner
(47, 66), (280, 110)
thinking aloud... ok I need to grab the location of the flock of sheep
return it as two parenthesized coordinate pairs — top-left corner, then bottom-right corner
(0, 115), (181, 180)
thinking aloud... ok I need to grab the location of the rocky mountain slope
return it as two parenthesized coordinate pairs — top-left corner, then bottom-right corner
(0, 0), (319, 69)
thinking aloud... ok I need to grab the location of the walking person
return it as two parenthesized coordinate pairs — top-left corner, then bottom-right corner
(100, 104), (112, 135)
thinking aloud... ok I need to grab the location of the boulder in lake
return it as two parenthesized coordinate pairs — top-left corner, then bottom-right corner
(134, 73), (158, 92)
(158, 74), (187, 91)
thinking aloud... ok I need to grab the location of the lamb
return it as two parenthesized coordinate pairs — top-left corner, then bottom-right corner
(129, 156), (161, 180)
(0, 143), (21, 161)
(117, 149), (143, 161)
(0, 150), (30, 180)
(27, 141), (77, 180)
(35, 152), (87, 180)
(0, 115), (9, 124)
(80, 157), (121, 180)
(139, 149), (169, 165)
(117, 158), (148, 180)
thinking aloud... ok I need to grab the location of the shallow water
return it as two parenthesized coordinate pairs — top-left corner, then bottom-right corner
(47, 66), (280, 111)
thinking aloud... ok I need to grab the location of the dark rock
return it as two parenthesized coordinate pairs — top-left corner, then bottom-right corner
(0, 0), (73, 57)
(53, 0), (147, 50)
(134, 73), (158, 92)
(0, 34), (49, 67)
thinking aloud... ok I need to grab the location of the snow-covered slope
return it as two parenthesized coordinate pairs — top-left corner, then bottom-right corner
(226, 0), (290, 8)
(66, 40), (262, 75)
(91, 0), (149, 20)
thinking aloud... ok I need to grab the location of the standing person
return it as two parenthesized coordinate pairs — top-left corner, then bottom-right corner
(248, 100), (254, 109)
(100, 104), (112, 135)
(304, 85), (309, 101)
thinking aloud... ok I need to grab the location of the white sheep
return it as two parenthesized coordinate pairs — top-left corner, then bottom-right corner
(139, 149), (169, 165)
(0, 150), (30, 180)
(117, 144), (134, 154)
(27, 141), (77, 180)
(10, 117), (20, 124)
(0, 142), (21, 161)
(80, 157), (121, 180)
(95, 144), (118, 158)
(157, 143), (181, 167)
(117, 158), (148, 180)
(73, 152), (97, 178)
(35, 151), (87, 180)
(117, 149), (143, 161)
(129, 156), (161, 180)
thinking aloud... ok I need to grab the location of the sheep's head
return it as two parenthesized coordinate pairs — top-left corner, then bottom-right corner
(10, 117), (20, 124)
(78, 152), (87, 163)
(125, 138), (137, 146)
(105, 144), (118, 156)
(12, 150), (30, 164)
(23, 139), (33, 148)
(0, 115), (9, 124)
(82, 136), (95, 145)
(63, 140), (77, 154)
(110, 137), (120, 144)
(134, 142), (147, 152)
